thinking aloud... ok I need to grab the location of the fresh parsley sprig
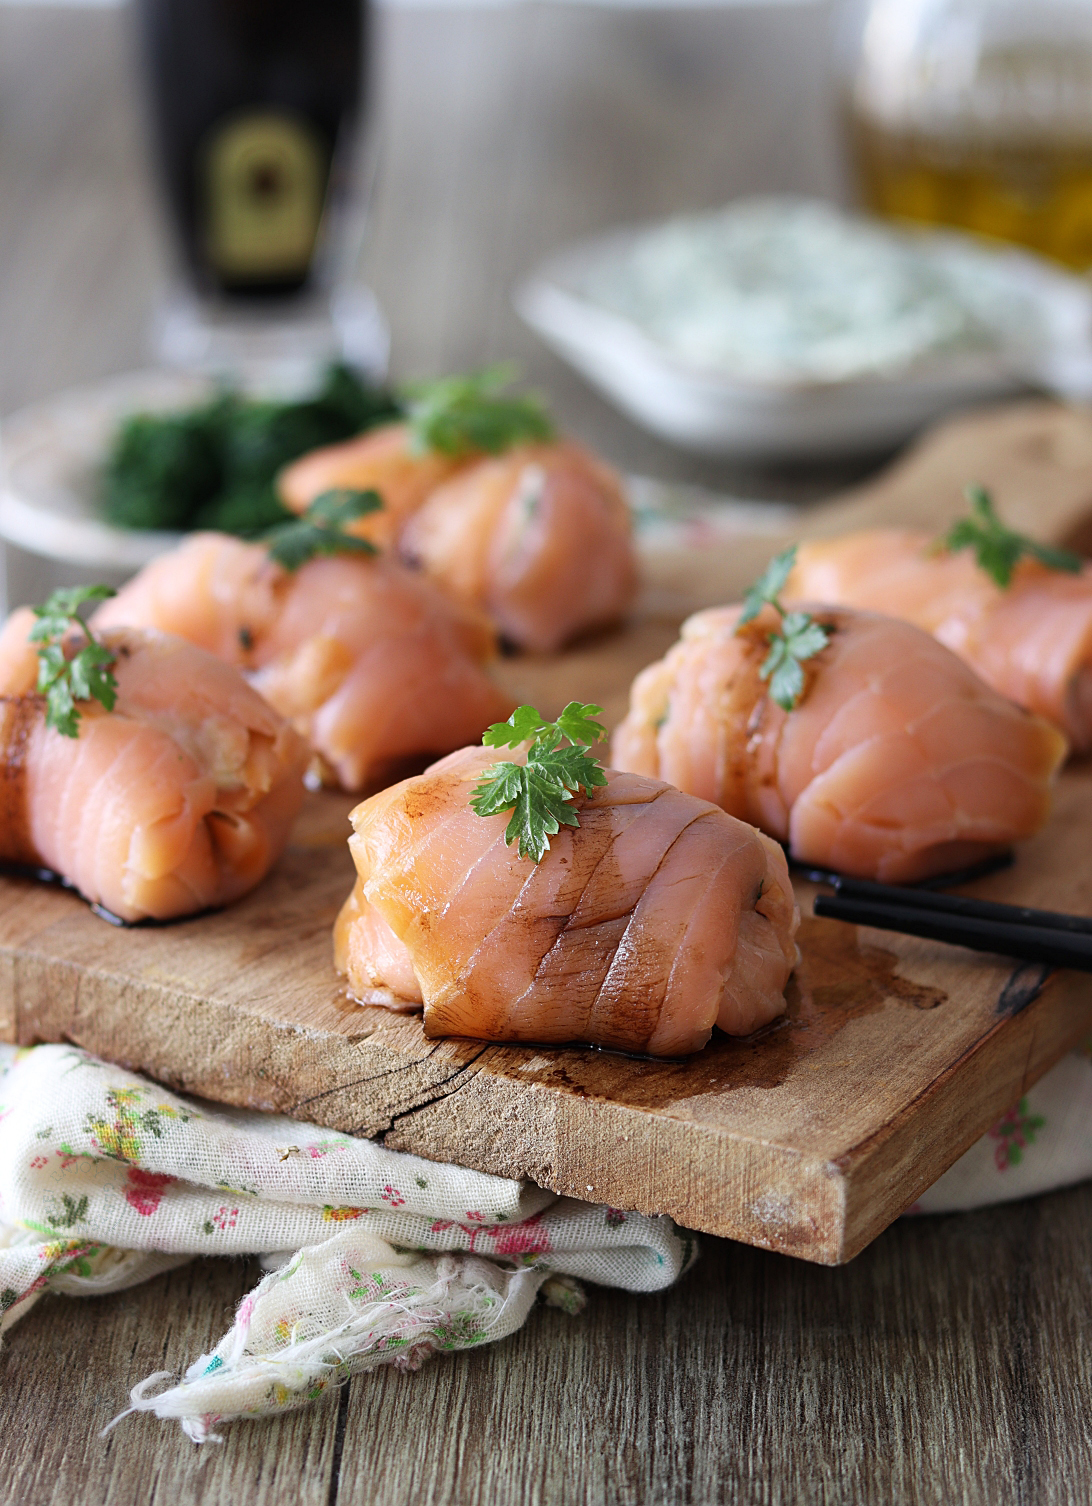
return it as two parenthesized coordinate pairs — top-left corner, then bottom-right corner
(939, 485), (1082, 588)
(735, 546), (830, 712)
(470, 702), (608, 862)
(403, 365), (555, 459)
(29, 584), (118, 737)
(264, 488), (383, 572)
(737, 546), (799, 628)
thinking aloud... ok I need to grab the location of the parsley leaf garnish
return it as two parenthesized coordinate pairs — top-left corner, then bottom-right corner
(940, 485), (1082, 588)
(470, 701), (608, 862)
(403, 365), (554, 458)
(29, 585), (119, 737)
(736, 547), (830, 712)
(737, 546), (799, 627)
(264, 488), (383, 572)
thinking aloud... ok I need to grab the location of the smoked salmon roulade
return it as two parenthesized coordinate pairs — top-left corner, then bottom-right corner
(93, 534), (514, 791)
(786, 531), (1092, 751)
(334, 746), (799, 1056)
(0, 612), (308, 922)
(399, 442), (638, 653)
(611, 605), (1067, 885)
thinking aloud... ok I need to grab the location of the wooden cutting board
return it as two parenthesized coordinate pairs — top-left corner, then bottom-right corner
(3, 399), (1092, 1266)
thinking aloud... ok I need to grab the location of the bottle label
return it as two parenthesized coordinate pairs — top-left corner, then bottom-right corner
(201, 110), (325, 280)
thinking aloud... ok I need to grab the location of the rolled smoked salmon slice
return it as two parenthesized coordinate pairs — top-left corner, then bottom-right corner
(611, 605), (1066, 885)
(334, 746), (799, 1056)
(400, 442), (638, 652)
(787, 530), (1092, 751)
(93, 533), (513, 791)
(0, 612), (307, 921)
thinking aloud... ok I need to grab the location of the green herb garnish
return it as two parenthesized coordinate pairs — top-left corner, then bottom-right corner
(29, 585), (118, 737)
(737, 546), (799, 629)
(470, 702), (608, 862)
(939, 485), (1082, 588)
(736, 546), (829, 712)
(101, 364), (400, 537)
(264, 489), (384, 572)
(404, 365), (554, 459)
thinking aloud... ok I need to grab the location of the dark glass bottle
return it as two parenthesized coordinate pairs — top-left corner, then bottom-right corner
(135, 0), (366, 299)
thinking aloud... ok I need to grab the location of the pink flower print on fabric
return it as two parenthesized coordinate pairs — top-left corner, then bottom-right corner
(3, 1241), (103, 1325)
(29, 1155), (48, 1171)
(989, 1097), (1046, 1170)
(212, 1206), (239, 1232)
(381, 1186), (406, 1209)
(487, 1214), (552, 1262)
(123, 1167), (175, 1216)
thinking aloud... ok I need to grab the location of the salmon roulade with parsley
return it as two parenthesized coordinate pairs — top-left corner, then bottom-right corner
(0, 608), (307, 922)
(785, 497), (1092, 750)
(92, 532), (514, 792)
(277, 371), (638, 653)
(334, 739), (799, 1057)
(399, 441), (637, 653)
(611, 599), (1067, 885)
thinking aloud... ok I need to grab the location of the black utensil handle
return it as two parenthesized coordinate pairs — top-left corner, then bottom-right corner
(813, 896), (1092, 972)
(830, 876), (1092, 937)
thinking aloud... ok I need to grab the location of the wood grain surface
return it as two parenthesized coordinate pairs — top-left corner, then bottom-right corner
(4, 5), (1092, 1502)
(6, 1187), (1092, 1506)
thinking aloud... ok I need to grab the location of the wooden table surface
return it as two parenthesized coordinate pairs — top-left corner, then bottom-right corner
(2, 5), (1092, 1502)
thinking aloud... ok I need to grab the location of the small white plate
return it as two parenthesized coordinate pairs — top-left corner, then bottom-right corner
(0, 360), (387, 576)
(516, 223), (1092, 459)
(0, 369), (215, 574)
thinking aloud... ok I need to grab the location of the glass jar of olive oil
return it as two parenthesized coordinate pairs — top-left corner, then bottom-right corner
(848, 0), (1092, 269)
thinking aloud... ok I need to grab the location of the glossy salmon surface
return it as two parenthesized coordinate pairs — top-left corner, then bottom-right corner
(94, 535), (513, 791)
(276, 423), (468, 549)
(788, 531), (1092, 751)
(401, 442), (638, 652)
(612, 604), (1066, 883)
(0, 616), (307, 921)
(334, 745), (799, 1055)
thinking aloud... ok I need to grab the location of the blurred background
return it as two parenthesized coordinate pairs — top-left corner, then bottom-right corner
(3, 0), (1092, 608)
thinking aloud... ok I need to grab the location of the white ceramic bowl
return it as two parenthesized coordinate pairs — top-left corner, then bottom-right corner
(516, 223), (1092, 459)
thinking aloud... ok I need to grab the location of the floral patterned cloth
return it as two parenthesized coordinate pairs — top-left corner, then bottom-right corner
(0, 1045), (696, 1442)
(910, 1046), (1092, 1213)
(4, 1042), (1091, 1441)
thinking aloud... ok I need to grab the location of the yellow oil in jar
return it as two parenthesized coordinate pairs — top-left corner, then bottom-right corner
(851, 115), (1092, 270)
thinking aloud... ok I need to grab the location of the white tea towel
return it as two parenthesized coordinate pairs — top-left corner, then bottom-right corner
(0, 1044), (695, 1441)
(911, 1043), (1092, 1213)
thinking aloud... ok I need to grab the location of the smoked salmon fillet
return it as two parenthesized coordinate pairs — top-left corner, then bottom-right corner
(787, 531), (1092, 751)
(93, 534), (513, 791)
(400, 442), (638, 652)
(0, 611), (307, 921)
(334, 745), (799, 1055)
(612, 605), (1066, 884)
